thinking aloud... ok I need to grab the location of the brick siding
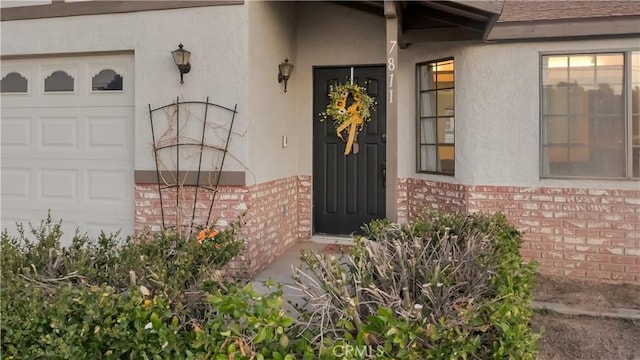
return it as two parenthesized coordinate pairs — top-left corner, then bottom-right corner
(399, 178), (640, 284)
(135, 175), (312, 277)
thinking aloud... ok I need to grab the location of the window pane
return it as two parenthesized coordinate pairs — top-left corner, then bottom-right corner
(545, 116), (569, 144)
(435, 60), (454, 89)
(92, 69), (123, 91)
(1, 72), (28, 93)
(420, 118), (436, 144)
(438, 146), (454, 173)
(541, 53), (626, 178)
(420, 92), (436, 117)
(420, 145), (437, 172)
(437, 117), (454, 143)
(44, 70), (74, 92)
(418, 65), (435, 91)
(543, 85), (569, 115)
(437, 89), (454, 116)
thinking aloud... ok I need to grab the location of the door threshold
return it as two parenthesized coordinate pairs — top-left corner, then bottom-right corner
(310, 234), (354, 245)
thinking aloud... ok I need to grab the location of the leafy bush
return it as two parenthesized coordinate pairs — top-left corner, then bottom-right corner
(292, 211), (539, 359)
(1, 215), (312, 359)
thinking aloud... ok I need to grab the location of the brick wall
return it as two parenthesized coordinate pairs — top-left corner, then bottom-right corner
(397, 178), (467, 223)
(400, 178), (640, 284)
(135, 175), (313, 277)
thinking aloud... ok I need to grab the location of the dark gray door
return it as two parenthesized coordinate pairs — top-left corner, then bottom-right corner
(313, 66), (386, 234)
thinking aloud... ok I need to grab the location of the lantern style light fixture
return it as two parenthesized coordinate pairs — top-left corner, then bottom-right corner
(171, 43), (191, 84)
(278, 58), (294, 93)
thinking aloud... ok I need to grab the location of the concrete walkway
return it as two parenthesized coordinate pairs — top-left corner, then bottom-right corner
(250, 236), (352, 310)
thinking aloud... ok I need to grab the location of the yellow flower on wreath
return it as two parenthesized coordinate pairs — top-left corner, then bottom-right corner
(320, 82), (375, 155)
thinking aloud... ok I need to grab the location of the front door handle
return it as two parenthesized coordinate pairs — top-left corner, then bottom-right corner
(381, 162), (386, 188)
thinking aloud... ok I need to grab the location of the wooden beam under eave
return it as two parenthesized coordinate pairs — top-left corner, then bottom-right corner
(404, 27), (484, 42)
(450, 0), (505, 15)
(384, 1), (408, 49)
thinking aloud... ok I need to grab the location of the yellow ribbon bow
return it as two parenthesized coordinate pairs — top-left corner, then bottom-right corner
(336, 102), (363, 155)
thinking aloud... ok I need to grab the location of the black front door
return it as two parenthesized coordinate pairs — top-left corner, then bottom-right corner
(313, 66), (386, 235)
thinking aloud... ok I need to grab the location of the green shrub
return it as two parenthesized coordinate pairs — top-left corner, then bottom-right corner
(292, 211), (539, 359)
(1, 215), (312, 359)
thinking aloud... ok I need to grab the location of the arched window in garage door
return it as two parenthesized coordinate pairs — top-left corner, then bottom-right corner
(1, 72), (28, 93)
(44, 70), (74, 92)
(92, 69), (123, 91)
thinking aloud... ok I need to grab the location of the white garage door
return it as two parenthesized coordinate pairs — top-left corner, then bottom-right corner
(1, 54), (134, 241)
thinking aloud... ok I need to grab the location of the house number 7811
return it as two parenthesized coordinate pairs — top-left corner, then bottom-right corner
(388, 40), (397, 104)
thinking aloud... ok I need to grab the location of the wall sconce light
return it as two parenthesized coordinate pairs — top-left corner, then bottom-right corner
(171, 43), (191, 84)
(278, 58), (294, 93)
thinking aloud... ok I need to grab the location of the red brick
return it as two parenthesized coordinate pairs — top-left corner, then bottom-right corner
(599, 263), (624, 272)
(625, 231), (640, 239)
(575, 212), (600, 220)
(611, 255), (637, 265)
(611, 273), (636, 282)
(531, 242), (554, 251)
(586, 254), (611, 263)
(564, 252), (586, 261)
(624, 265), (640, 273)
(586, 238), (610, 246)
(612, 206), (636, 214)
(575, 245), (598, 253)
(599, 230), (624, 238)
(553, 228), (576, 235)
(576, 262), (599, 270)
(554, 243), (575, 251)
(598, 247), (624, 255)
(541, 251), (563, 259)
(611, 239), (636, 248)
(563, 220), (587, 228)
(586, 270), (611, 280)
(575, 229), (600, 237)
(612, 223), (635, 231)
(531, 195), (553, 202)
(541, 188), (564, 195)
(586, 222), (611, 229)
(539, 267), (563, 276)
(541, 203), (564, 211)
(520, 249), (541, 259)
(564, 269), (586, 278)
(564, 236), (586, 244)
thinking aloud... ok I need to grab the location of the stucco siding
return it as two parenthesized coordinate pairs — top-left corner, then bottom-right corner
(247, 1), (298, 185)
(397, 37), (640, 190)
(1, 5), (250, 173)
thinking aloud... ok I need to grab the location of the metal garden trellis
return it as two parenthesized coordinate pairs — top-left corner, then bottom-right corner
(148, 97), (238, 235)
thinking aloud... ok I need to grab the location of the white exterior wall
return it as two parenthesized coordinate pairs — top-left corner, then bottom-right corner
(246, 1), (298, 185)
(293, 2), (386, 176)
(397, 37), (640, 190)
(1, 5), (249, 172)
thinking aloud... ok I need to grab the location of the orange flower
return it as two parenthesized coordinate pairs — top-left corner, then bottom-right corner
(208, 229), (219, 239)
(197, 229), (207, 244)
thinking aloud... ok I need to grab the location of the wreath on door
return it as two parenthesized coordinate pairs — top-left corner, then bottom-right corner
(321, 83), (375, 155)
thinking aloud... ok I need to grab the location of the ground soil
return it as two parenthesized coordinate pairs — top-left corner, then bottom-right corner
(535, 274), (640, 312)
(533, 275), (640, 360)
